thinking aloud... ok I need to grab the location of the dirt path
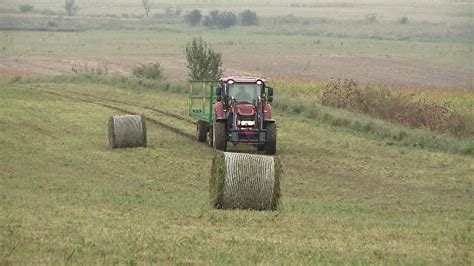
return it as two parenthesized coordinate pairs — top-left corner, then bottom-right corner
(1, 55), (472, 89)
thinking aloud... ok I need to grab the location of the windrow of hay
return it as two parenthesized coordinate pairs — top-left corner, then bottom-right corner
(108, 115), (147, 148)
(210, 152), (281, 211)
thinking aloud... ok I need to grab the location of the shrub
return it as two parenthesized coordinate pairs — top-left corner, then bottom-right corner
(239, 9), (258, 26)
(399, 16), (409, 24)
(185, 37), (222, 80)
(132, 63), (163, 80)
(19, 4), (34, 13)
(366, 13), (378, 23)
(47, 21), (59, 27)
(185, 9), (202, 26)
(320, 79), (468, 137)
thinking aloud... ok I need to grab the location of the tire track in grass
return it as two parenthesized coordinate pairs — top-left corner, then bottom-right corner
(64, 90), (196, 125)
(18, 85), (196, 141)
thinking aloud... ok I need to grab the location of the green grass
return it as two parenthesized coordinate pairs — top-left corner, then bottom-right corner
(17, 74), (474, 155)
(1, 78), (473, 264)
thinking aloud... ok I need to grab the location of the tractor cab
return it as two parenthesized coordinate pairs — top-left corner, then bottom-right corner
(227, 82), (260, 104)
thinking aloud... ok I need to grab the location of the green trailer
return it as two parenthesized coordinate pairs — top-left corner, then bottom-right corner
(188, 82), (218, 145)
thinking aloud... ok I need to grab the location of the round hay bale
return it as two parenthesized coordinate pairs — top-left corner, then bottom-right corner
(108, 115), (147, 149)
(210, 152), (281, 211)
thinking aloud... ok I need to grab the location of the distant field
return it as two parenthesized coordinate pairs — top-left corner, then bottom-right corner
(2, 0), (473, 21)
(1, 77), (473, 264)
(1, 29), (472, 88)
(1, 0), (473, 88)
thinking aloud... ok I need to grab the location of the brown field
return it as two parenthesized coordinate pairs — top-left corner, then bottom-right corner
(2, 54), (472, 89)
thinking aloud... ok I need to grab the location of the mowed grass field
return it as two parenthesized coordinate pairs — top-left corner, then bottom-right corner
(1, 0), (473, 263)
(1, 79), (473, 264)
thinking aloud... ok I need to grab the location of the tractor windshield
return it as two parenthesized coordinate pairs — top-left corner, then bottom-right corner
(228, 83), (260, 104)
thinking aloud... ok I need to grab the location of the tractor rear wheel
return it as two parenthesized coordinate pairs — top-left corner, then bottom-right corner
(213, 121), (227, 151)
(196, 120), (208, 142)
(265, 123), (276, 155)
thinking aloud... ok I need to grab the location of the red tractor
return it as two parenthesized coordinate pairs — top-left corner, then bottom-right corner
(209, 76), (276, 154)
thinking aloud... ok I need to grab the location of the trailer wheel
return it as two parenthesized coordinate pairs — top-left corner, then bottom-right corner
(265, 123), (276, 155)
(196, 120), (208, 142)
(208, 124), (214, 147)
(213, 122), (227, 151)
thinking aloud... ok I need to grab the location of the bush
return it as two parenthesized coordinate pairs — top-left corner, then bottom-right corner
(185, 37), (222, 80)
(203, 10), (237, 28)
(366, 13), (378, 23)
(19, 4), (34, 13)
(320, 79), (468, 137)
(184, 9), (202, 26)
(399, 16), (409, 24)
(47, 21), (59, 27)
(239, 9), (258, 26)
(132, 63), (163, 80)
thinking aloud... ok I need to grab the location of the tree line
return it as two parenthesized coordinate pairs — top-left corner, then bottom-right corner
(185, 9), (258, 28)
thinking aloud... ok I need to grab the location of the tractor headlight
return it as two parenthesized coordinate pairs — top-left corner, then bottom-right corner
(256, 80), (262, 85)
(228, 80), (234, 85)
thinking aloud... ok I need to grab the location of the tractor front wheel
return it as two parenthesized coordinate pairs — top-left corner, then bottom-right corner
(265, 123), (277, 155)
(196, 120), (208, 142)
(213, 121), (227, 151)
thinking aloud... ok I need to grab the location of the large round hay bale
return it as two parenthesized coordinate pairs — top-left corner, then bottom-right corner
(108, 115), (147, 148)
(210, 152), (281, 211)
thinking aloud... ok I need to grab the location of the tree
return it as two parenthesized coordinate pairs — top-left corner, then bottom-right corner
(64, 0), (78, 16)
(218, 11), (237, 28)
(399, 16), (409, 24)
(184, 9), (202, 26)
(239, 10), (258, 26)
(185, 38), (222, 81)
(19, 4), (34, 13)
(142, 0), (151, 17)
(202, 10), (237, 29)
